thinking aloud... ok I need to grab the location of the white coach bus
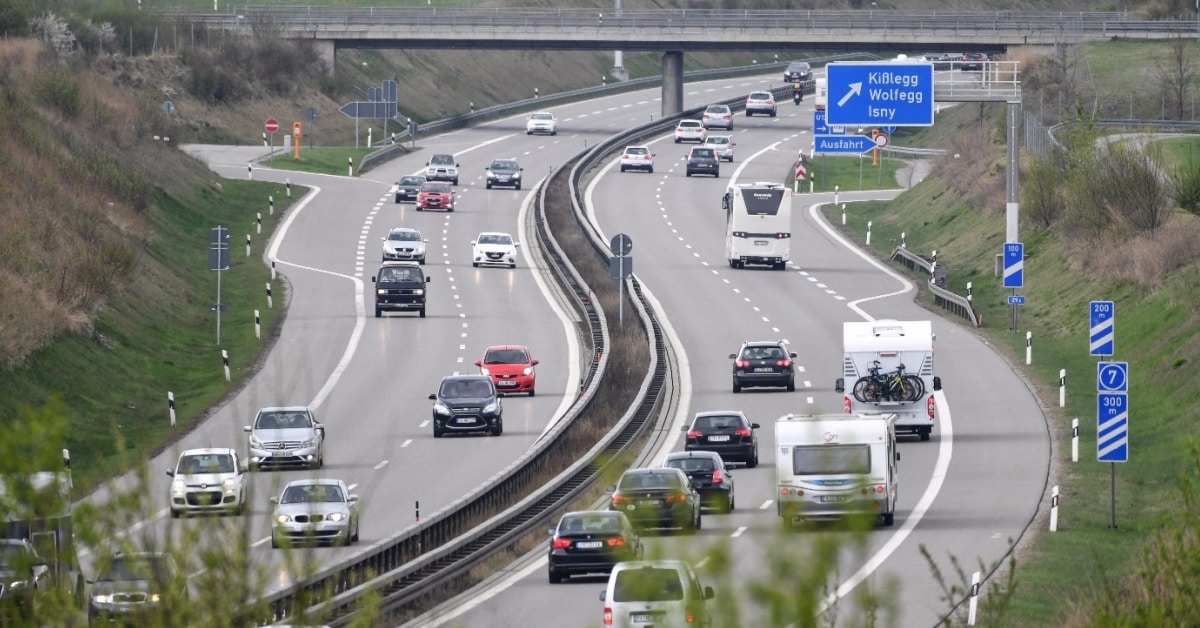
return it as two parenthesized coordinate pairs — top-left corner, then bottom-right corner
(721, 182), (792, 270)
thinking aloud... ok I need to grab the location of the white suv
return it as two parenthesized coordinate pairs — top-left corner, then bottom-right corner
(167, 448), (248, 517)
(745, 91), (777, 117)
(701, 104), (733, 130)
(673, 119), (707, 144)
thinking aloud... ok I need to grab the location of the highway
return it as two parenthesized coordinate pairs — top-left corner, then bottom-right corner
(417, 75), (1049, 627)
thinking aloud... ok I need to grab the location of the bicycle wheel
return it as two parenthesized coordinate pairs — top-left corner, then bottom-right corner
(903, 375), (925, 399)
(895, 377), (919, 402)
(852, 377), (873, 402)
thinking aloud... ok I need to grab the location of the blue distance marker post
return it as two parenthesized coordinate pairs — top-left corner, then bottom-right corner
(1002, 242), (1024, 330)
(1091, 301), (1122, 527)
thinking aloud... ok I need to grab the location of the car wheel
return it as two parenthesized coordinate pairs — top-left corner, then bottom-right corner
(883, 510), (895, 526)
(419, 308), (426, 319)
(648, 167), (653, 174)
(620, 165), (626, 172)
(394, 195), (401, 203)
(416, 206), (423, 212)
(732, 380), (741, 393)
(486, 182), (492, 189)
(170, 509), (181, 519)
(748, 448), (759, 469)
(433, 423), (444, 438)
(529, 389), (535, 397)
(694, 510), (702, 532)
(472, 262), (479, 268)
(920, 428), (932, 441)
(548, 570), (563, 584)
(447, 207), (454, 212)
(551, 130), (557, 136)
(235, 499), (246, 516)
(674, 138), (681, 144)
(714, 169), (719, 178)
(686, 171), (691, 177)
(453, 179), (459, 185)
(729, 492), (735, 512)
(271, 534), (280, 549)
(491, 418), (503, 436)
(515, 183), (521, 190)
(526, 130), (532, 135)
(418, 257), (426, 265)
(786, 379), (796, 392)
(374, 307), (382, 318)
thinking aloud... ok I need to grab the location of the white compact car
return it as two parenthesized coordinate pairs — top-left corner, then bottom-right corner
(673, 119), (707, 144)
(704, 135), (735, 162)
(701, 104), (733, 130)
(526, 111), (558, 135)
(381, 226), (428, 264)
(270, 478), (360, 548)
(472, 232), (520, 268)
(745, 91), (778, 117)
(599, 560), (715, 628)
(167, 448), (248, 517)
(244, 406), (326, 470)
(619, 146), (655, 173)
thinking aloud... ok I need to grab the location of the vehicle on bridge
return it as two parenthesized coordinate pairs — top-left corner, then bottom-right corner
(775, 413), (899, 527)
(721, 182), (791, 270)
(835, 320), (942, 441)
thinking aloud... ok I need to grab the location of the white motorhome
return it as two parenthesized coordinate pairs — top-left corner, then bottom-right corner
(835, 320), (941, 441)
(775, 413), (899, 526)
(721, 182), (792, 270)
(813, 77), (827, 111)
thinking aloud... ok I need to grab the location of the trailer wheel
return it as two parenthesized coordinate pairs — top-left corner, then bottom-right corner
(919, 428), (931, 442)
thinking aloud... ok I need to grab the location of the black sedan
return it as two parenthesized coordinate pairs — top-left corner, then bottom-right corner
(662, 451), (735, 513)
(394, 175), (426, 203)
(547, 510), (642, 583)
(683, 411), (760, 468)
(608, 468), (701, 533)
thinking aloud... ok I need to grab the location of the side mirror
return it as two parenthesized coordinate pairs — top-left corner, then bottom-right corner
(470, 240), (477, 246)
(547, 527), (557, 536)
(269, 497), (279, 505)
(750, 423), (761, 429)
(606, 484), (616, 494)
(789, 352), (798, 358)
(519, 167), (524, 171)
(474, 359), (483, 367)
(425, 277), (431, 283)
(348, 494), (359, 502)
(514, 242), (521, 248)
(933, 376), (942, 391)
(531, 359), (540, 366)
(165, 470), (174, 477)
(834, 377), (845, 393)
(599, 591), (607, 602)
(423, 238), (429, 243)
(239, 465), (249, 474)
(704, 586), (715, 599)
(428, 393), (437, 400)
(728, 353), (737, 359)
(371, 276), (377, 282)
(243, 425), (252, 433)
(679, 425), (688, 432)
(896, 450), (901, 461)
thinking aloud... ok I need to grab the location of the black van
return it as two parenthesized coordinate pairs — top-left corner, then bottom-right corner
(371, 261), (429, 318)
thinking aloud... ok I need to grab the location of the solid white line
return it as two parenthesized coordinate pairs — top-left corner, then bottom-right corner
(759, 500), (774, 510)
(731, 526), (747, 538)
(374, 460), (390, 470)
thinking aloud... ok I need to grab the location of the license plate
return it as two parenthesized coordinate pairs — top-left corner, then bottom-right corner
(821, 495), (850, 503)
(455, 418), (475, 424)
(754, 240), (769, 246)
(708, 435), (730, 442)
(497, 381), (517, 387)
(575, 541), (603, 549)
(639, 499), (662, 507)
(754, 367), (773, 372)
(274, 450), (292, 457)
(631, 613), (656, 623)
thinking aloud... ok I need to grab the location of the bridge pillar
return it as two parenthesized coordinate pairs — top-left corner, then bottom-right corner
(314, 39), (336, 77)
(661, 51), (684, 117)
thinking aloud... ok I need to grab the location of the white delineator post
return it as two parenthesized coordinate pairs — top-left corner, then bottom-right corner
(866, 221), (872, 246)
(1072, 418), (1079, 462)
(967, 570), (981, 625)
(1049, 485), (1060, 532)
(1059, 369), (1066, 407)
(168, 391), (176, 427)
(1025, 331), (1032, 365)
(254, 310), (261, 340)
(222, 350), (231, 382)
(266, 282), (273, 309)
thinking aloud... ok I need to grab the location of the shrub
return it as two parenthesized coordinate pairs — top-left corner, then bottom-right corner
(33, 70), (81, 118)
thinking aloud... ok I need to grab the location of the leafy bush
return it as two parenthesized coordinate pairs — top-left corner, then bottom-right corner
(33, 70), (81, 117)
(1173, 160), (1200, 215)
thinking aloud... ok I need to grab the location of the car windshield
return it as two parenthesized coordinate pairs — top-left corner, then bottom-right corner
(429, 155), (454, 166)
(531, 113), (553, 120)
(422, 183), (451, 193)
(707, 137), (729, 145)
(100, 557), (173, 582)
(789, 62), (809, 71)
(750, 92), (771, 100)
(692, 414), (744, 430)
(491, 161), (518, 171)
(256, 411), (313, 430)
(742, 345), (785, 360)
(679, 121), (700, 128)
(177, 453), (234, 474)
(625, 147), (648, 155)
(0, 544), (30, 567)
(478, 234), (512, 245)
(399, 176), (423, 185)
(281, 483), (345, 504)
(441, 379), (494, 399)
(618, 472), (681, 491)
(388, 230), (420, 242)
(559, 514), (623, 534)
(666, 457), (716, 473)
(377, 266), (418, 282)
(485, 348), (529, 364)
(706, 106), (728, 113)
(613, 568), (685, 602)
(692, 149), (715, 159)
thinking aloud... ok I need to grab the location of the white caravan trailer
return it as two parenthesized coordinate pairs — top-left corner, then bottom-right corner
(775, 413), (899, 526)
(835, 320), (942, 441)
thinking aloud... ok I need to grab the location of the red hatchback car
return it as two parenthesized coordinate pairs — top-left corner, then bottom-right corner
(416, 181), (455, 212)
(475, 345), (538, 396)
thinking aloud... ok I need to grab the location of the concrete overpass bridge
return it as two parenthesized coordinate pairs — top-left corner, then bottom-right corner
(179, 8), (1197, 114)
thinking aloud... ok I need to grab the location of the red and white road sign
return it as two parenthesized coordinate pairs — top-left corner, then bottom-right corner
(264, 118), (280, 133)
(795, 160), (807, 181)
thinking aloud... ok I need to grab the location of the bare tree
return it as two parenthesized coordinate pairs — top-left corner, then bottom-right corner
(1156, 38), (1197, 121)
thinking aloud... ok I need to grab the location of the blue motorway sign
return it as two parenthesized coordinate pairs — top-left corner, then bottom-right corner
(814, 135), (875, 155)
(1089, 300), (1115, 356)
(1097, 392), (1128, 462)
(814, 109), (829, 135)
(1002, 242), (1024, 288)
(1007, 295), (1026, 305)
(826, 62), (935, 127)
(1097, 361), (1128, 392)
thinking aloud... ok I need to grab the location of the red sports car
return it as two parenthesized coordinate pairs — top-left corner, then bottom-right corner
(475, 345), (538, 396)
(416, 181), (455, 212)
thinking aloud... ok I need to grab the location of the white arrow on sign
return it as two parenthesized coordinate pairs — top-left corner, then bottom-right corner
(837, 82), (862, 108)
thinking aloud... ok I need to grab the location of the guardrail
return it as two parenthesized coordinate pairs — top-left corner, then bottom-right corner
(356, 53), (873, 174)
(890, 246), (980, 327)
(1046, 118), (1200, 152)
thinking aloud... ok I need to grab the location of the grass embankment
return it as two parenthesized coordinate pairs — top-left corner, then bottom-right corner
(789, 153), (906, 192)
(822, 129), (1200, 623)
(263, 146), (380, 176)
(3, 179), (305, 492)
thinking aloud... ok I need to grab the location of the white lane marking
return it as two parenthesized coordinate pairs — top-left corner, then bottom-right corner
(374, 460), (390, 470)
(806, 199), (914, 321)
(348, 483), (358, 491)
(401, 440), (412, 448)
(731, 526), (747, 538)
(759, 500), (774, 510)
(419, 420), (430, 428)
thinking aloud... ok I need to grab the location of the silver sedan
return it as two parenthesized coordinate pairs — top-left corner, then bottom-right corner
(270, 478), (360, 548)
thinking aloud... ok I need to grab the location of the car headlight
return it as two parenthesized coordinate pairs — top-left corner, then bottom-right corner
(92, 593), (114, 604)
(327, 512), (347, 522)
(223, 478), (237, 491)
(433, 402), (452, 416)
(275, 514), (292, 524)
(512, 172), (521, 178)
(414, 289), (424, 295)
(301, 439), (315, 448)
(377, 289), (387, 295)
(9, 579), (26, 589)
(522, 367), (533, 376)
(149, 593), (162, 603)
(479, 367), (491, 376)
(486, 170), (494, 177)
(483, 401), (499, 414)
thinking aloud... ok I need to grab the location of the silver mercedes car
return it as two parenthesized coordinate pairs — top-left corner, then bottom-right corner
(244, 406), (325, 471)
(270, 479), (360, 548)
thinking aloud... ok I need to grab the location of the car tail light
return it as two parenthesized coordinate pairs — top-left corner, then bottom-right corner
(927, 395), (936, 419)
(664, 492), (687, 504)
(612, 494), (629, 505)
(643, 155), (652, 160)
(777, 358), (792, 367)
(735, 359), (750, 368)
(734, 427), (752, 437)
(686, 429), (702, 439)
(687, 612), (697, 623)
(551, 537), (572, 549)
(606, 537), (626, 547)
(604, 607), (613, 625)
(712, 469), (724, 484)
